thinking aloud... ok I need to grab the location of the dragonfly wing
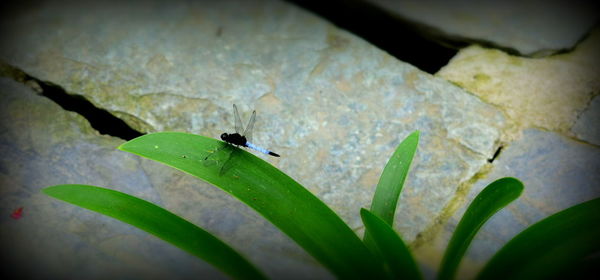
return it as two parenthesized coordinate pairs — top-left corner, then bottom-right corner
(203, 143), (239, 175)
(203, 143), (231, 166)
(219, 148), (240, 175)
(233, 104), (244, 134)
(244, 110), (256, 141)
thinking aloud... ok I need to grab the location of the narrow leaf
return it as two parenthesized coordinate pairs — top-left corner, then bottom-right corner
(477, 197), (600, 280)
(361, 208), (423, 280)
(437, 177), (524, 280)
(43, 184), (266, 280)
(118, 132), (386, 279)
(364, 131), (419, 255)
(369, 130), (419, 225)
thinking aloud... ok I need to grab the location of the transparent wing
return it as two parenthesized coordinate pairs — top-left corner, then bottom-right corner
(203, 144), (235, 176)
(244, 110), (256, 141)
(233, 104), (243, 134)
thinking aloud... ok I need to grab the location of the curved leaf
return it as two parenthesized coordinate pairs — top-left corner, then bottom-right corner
(361, 208), (422, 280)
(369, 130), (420, 225)
(119, 132), (386, 279)
(437, 177), (524, 280)
(364, 131), (419, 254)
(477, 197), (600, 280)
(43, 184), (266, 280)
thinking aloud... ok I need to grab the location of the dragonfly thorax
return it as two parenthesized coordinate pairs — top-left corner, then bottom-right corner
(221, 132), (247, 146)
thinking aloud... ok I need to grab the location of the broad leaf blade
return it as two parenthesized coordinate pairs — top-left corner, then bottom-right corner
(477, 198), (600, 280)
(119, 132), (386, 279)
(361, 208), (423, 280)
(43, 184), (266, 280)
(437, 177), (524, 280)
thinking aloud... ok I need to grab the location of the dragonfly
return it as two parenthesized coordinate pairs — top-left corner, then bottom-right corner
(204, 104), (280, 173)
(220, 104), (280, 157)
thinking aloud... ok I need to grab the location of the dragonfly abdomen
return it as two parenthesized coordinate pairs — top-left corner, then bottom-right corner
(247, 142), (280, 157)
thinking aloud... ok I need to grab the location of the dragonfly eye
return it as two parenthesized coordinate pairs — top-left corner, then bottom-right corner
(220, 133), (228, 140)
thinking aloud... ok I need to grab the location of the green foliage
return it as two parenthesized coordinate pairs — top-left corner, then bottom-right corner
(477, 197), (600, 280)
(363, 131), (418, 253)
(368, 131), (419, 225)
(361, 208), (422, 280)
(43, 131), (599, 280)
(43, 184), (266, 280)
(118, 132), (386, 279)
(437, 178), (524, 280)
(361, 130), (421, 279)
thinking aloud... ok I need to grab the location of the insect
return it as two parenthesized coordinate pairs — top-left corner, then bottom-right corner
(204, 104), (280, 174)
(220, 104), (280, 157)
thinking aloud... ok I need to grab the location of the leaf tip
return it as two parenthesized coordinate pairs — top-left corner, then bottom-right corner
(117, 141), (130, 152)
(41, 185), (66, 198)
(360, 207), (369, 217)
(498, 177), (525, 194)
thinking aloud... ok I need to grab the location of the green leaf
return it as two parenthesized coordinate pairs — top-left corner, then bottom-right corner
(119, 132), (386, 279)
(369, 130), (419, 225)
(43, 184), (266, 280)
(477, 197), (600, 280)
(361, 208), (423, 280)
(437, 177), (524, 280)
(363, 131), (418, 257)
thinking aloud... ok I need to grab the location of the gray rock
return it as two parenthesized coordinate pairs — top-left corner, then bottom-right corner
(432, 129), (600, 278)
(572, 95), (600, 145)
(0, 77), (229, 279)
(436, 27), (600, 137)
(1, 0), (509, 279)
(0, 0), (505, 236)
(368, 0), (599, 56)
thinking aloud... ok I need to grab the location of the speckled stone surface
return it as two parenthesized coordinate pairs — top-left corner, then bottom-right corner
(0, 0), (505, 246)
(572, 95), (600, 145)
(0, 77), (329, 279)
(429, 21), (600, 278)
(0, 77), (220, 279)
(428, 128), (600, 278)
(1, 0), (597, 279)
(437, 27), (600, 139)
(368, 0), (599, 56)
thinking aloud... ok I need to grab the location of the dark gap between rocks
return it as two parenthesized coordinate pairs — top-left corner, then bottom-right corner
(286, 0), (460, 74)
(487, 146), (503, 163)
(27, 77), (144, 141)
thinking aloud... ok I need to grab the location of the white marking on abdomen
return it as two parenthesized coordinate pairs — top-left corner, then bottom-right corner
(246, 142), (270, 155)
